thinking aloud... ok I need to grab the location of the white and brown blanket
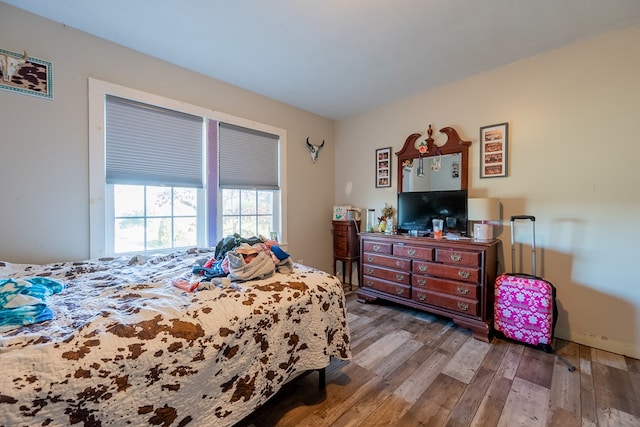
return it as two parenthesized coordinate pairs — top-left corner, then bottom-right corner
(0, 248), (351, 426)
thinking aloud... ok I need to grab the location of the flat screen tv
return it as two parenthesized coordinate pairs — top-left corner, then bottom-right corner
(397, 190), (468, 235)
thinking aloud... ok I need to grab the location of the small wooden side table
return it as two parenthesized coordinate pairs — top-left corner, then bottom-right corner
(332, 220), (360, 290)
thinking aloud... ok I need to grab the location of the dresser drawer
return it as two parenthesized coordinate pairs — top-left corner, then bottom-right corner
(362, 253), (410, 270)
(392, 245), (434, 261)
(361, 264), (410, 285)
(412, 275), (479, 300)
(413, 261), (480, 284)
(435, 249), (481, 267)
(363, 241), (393, 255)
(334, 238), (348, 257)
(362, 275), (411, 298)
(333, 227), (349, 237)
(412, 290), (479, 316)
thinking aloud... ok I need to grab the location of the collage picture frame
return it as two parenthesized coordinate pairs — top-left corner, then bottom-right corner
(479, 122), (508, 178)
(375, 147), (391, 188)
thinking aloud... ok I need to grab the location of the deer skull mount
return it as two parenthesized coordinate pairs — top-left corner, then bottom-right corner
(306, 137), (325, 163)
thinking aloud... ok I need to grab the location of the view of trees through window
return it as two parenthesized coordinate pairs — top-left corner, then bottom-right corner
(114, 185), (197, 253)
(221, 189), (274, 239)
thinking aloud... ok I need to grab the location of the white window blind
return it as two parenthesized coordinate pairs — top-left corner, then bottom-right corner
(218, 123), (280, 190)
(105, 95), (204, 188)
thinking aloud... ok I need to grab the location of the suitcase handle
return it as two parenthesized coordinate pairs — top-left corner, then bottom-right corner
(510, 215), (535, 222)
(510, 215), (537, 275)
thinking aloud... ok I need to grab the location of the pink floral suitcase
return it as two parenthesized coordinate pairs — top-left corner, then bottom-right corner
(494, 216), (575, 371)
(494, 271), (555, 345)
(494, 216), (556, 347)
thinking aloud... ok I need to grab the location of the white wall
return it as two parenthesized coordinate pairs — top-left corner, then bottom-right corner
(335, 25), (640, 358)
(0, 3), (336, 273)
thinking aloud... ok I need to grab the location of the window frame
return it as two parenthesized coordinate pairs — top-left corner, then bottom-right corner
(89, 78), (288, 258)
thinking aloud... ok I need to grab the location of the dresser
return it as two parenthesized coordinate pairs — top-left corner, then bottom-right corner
(357, 233), (499, 341)
(332, 220), (361, 289)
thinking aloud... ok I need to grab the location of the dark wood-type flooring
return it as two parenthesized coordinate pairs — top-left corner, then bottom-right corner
(236, 290), (640, 427)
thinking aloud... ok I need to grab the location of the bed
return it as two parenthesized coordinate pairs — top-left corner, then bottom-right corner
(0, 247), (351, 426)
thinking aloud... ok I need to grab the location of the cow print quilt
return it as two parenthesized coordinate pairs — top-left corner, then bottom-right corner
(0, 248), (351, 426)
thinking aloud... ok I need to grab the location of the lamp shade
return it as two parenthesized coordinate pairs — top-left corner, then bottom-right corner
(467, 198), (500, 221)
(468, 198), (500, 240)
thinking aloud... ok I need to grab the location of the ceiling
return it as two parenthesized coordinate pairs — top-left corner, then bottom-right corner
(5, 1), (640, 120)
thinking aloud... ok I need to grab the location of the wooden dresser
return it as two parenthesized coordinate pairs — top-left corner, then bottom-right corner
(332, 220), (360, 289)
(357, 233), (499, 341)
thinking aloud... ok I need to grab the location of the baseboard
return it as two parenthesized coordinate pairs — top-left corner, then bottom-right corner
(555, 327), (640, 359)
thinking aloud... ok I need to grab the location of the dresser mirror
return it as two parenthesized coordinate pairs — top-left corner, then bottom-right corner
(396, 127), (471, 192)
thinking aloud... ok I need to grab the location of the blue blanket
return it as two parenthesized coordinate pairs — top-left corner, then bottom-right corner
(0, 277), (65, 329)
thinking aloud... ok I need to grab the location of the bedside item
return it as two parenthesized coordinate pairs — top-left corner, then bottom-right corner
(346, 208), (361, 221)
(333, 205), (351, 220)
(468, 198), (500, 240)
(332, 220), (360, 290)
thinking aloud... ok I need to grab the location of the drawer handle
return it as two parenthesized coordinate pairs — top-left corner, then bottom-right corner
(395, 274), (405, 281)
(373, 244), (381, 252)
(367, 255), (375, 262)
(417, 293), (427, 301)
(366, 280), (374, 286)
(458, 270), (470, 279)
(458, 302), (469, 311)
(418, 265), (428, 272)
(367, 268), (374, 274)
(395, 260), (403, 267)
(395, 287), (404, 295)
(450, 253), (462, 262)
(457, 285), (469, 295)
(407, 248), (416, 256)
(417, 278), (426, 286)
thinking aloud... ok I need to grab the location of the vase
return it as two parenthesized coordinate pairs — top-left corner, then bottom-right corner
(385, 217), (394, 234)
(378, 221), (386, 233)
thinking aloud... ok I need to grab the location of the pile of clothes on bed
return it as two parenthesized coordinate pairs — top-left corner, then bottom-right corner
(173, 233), (295, 292)
(0, 277), (65, 331)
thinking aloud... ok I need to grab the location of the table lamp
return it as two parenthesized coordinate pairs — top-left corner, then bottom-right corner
(467, 198), (500, 240)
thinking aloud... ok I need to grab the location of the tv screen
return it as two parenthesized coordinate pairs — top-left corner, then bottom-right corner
(397, 190), (468, 235)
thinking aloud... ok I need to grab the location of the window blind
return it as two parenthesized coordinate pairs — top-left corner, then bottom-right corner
(105, 95), (204, 188)
(218, 123), (280, 190)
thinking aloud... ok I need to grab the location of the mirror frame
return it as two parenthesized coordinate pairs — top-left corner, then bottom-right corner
(396, 126), (472, 192)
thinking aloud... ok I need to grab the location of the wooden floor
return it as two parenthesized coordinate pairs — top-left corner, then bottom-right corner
(236, 290), (640, 427)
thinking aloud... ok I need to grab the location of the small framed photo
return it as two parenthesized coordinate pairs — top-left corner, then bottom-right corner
(269, 231), (279, 242)
(480, 122), (508, 178)
(375, 147), (392, 188)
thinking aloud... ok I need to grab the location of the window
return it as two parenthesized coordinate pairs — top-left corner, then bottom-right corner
(217, 122), (281, 241)
(112, 185), (198, 253)
(221, 189), (276, 238)
(88, 79), (288, 258)
(103, 93), (204, 255)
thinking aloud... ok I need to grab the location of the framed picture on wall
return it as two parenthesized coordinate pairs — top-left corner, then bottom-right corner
(0, 48), (53, 100)
(375, 147), (392, 188)
(480, 122), (508, 178)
